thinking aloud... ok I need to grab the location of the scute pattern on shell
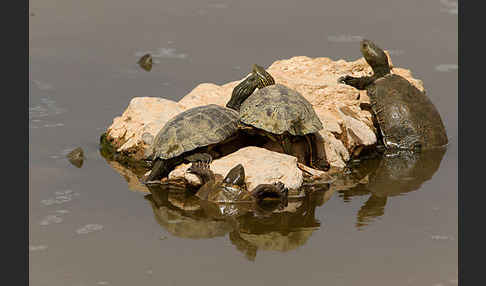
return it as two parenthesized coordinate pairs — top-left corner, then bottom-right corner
(150, 104), (240, 159)
(369, 74), (448, 149)
(239, 84), (323, 135)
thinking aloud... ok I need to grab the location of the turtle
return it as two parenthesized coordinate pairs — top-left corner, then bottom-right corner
(66, 147), (85, 168)
(338, 39), (448, 151)
(143, 104), (241, 183)
(226, 64), (329, 170)
(187, 161), (289, 206)
(137, 53), (152, 71)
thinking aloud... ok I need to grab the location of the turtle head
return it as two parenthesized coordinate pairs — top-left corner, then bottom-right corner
(226, 65), (276, 111)
(273, 181), (285, 191)
(226, 73), (260, 111)
(223, 164), (246, 186)
(360, 39), (391, 77)
(252, 64), (275, 88)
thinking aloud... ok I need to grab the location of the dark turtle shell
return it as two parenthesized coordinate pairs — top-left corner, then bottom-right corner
(368, 74), (448, 149)
(149, 104), (239, 160)
(239, 84), (323, 136)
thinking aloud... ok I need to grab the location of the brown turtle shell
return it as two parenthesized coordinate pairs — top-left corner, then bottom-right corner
(239, 84), (323, 136)
(368, 74), (448, 149)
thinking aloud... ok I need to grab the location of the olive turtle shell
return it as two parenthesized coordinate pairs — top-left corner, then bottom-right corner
(368, 74), (448, 149)
(149, 104), (239, 160)
(239, 84), (323, 135)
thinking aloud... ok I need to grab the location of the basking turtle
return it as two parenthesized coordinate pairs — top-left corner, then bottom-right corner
(227, 64), (329, 170)
(187, 161), (289, 205)
(338, 39), (448, 150)
(144, 104), (241, 182)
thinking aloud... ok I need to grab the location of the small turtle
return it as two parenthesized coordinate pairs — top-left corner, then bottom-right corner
(144, 104), (241, 182)
(187, 161), (289, 205)
(338, 39), (448, 150)
(226, 64), (329, 170)
(66, 147), (85, 168)
(138, 54), (153, 71)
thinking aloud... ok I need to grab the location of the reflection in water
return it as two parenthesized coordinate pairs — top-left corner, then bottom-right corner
(145, 184), (334, 260)
(339, 148), (447, 229)
(101, 142), (446, 255)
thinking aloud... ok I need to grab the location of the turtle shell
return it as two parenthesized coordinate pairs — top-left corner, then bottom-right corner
(239, 84), (323, 135)
(368, 74), (448, 149)
(149, 104), (239, 160)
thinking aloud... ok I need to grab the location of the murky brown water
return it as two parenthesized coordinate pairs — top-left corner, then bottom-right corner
(29, 0), (457, 285)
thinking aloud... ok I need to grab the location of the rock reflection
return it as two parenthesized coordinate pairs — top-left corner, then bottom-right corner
(145, 183), (333, 260)
(339, 148), (447, 229)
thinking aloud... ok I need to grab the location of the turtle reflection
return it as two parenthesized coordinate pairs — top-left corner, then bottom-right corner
(145, 186), (234, 239)
(145, 183), (333, 260)
(340, 148), (447, 229)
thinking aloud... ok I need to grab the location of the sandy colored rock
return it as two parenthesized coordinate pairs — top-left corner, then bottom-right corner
(105, 53), (424, 168)
(169, 146), (304, 194)
(106, 97), (185, 160)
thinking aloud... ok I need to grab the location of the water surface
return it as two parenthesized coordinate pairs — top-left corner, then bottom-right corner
(29, 1), (457, 285)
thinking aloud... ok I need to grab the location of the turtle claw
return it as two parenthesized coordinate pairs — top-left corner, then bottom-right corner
(339, 75), (360, 87)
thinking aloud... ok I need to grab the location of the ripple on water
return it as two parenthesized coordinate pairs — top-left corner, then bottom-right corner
(430, 235), (455, 241)
(435, 64), (458, 72)
(76, 224), (104, 235)
(29, 245), (48, 252)
(41, 190), (80, 206)
(327, 35), (363, 43)
(440, 0), (458, 15)
(135, 47), (187, 59)
(32, 79), (53, 91)
(29, 97), (67, 128)
(40, 215), (63, 226)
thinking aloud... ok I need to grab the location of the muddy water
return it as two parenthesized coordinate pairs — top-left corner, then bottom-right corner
(29, 0), (457, 285)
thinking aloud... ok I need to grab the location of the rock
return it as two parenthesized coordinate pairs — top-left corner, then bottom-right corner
(106, 97), (184, 160)
(104, 54), (424, 168)
(169, 146), (304, 195)
(66, 147), (84, 168)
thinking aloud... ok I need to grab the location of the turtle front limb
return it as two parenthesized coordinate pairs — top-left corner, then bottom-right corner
(281, 136), (293, 156)
(338, 75), (376, 90)
(144, 157), (183, 183)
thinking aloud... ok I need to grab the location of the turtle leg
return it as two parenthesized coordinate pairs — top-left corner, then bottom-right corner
(144, 157), (183, 184)
(280, 187), (289, 208)
(338, 75), (376, 90)
(305, 134), (330, 171)
(281, 136), (293, 156)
